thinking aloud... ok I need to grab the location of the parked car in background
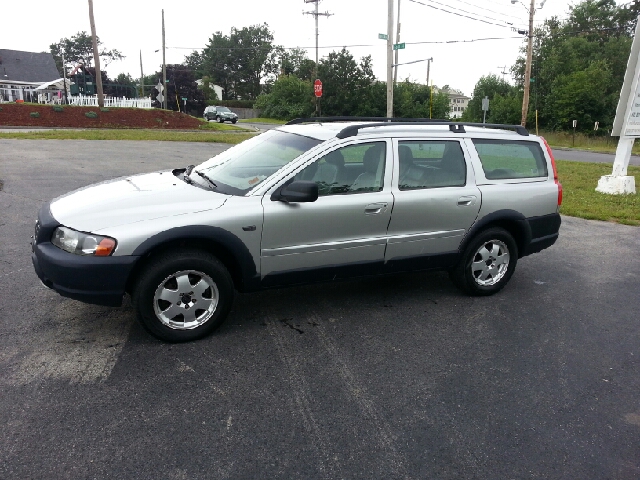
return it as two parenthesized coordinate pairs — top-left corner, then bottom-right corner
(31, 118), (562, 342)
(203, 106), (238, 123)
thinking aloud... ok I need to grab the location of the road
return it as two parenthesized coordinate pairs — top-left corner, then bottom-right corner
(1, 139), (639, 479)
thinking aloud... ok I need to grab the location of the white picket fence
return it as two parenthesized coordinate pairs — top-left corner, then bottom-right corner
(67, 95), (152, 109)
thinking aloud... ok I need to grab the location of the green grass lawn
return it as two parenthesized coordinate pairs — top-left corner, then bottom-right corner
(556, 160), (640, 225)
(0, 129), (254, 144)
(542, 131), (640, 155)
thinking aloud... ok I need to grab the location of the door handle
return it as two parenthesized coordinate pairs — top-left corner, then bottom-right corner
(365, 202), (387, 214)
(457, 196), (477, 206)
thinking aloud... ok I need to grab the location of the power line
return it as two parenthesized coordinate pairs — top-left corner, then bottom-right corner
(407, 0), (515, 28)
(447, 0), (524, 21)
(164, 25), (636, 56)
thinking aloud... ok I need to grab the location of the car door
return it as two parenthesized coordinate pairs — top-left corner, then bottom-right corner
(260, 139), (394, 286)
(385, 138), (481, 271)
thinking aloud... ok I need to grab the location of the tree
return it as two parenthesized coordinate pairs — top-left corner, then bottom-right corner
(461, 74), (514, 122)
(254, 75), (314, 119)
(278, 48), (316, 80)
(50, 31), (124, 75)
(199, 76), (219, 105)
(151, 65), (205, 114)
(508, 0), (635, 131)
(192, 24), (280, 100)
(394, 81), (450, 119)
(316, 48), (376, 116)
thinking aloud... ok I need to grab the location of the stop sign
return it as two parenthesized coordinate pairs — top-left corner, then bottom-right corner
(314, 79), (322, 98)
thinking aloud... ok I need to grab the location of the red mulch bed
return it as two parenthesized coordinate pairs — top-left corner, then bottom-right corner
(0, 103), (205, 129)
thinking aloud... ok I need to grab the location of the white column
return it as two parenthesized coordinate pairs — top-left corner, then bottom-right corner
(596, 137), (636, 194)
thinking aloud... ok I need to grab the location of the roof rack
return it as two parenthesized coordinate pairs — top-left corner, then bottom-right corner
(285, 117), (529, 138)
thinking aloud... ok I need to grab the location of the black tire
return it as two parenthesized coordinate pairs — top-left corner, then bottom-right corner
(132, 249), (234, 342)
(231, 119), (237, 124)
(217, 116), (224, 123)
(449, 227), (518, 296)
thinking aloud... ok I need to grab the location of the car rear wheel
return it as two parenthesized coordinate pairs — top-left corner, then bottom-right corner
(450, 227), (518, 296)
(217, 116), (224, 123)
(231, 119), (237, 124)
(133, 249), (234, 342)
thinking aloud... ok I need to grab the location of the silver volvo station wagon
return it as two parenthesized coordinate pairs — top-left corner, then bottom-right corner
(32, 119), (563, 342)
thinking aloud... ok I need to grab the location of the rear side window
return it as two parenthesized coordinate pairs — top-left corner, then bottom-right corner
(398, 141), (466, 190)
(472, 139), (548, 180)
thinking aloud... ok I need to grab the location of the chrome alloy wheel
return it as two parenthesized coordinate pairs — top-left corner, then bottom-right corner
(153, 270), (219, 330)
(470, 240), (510, 287)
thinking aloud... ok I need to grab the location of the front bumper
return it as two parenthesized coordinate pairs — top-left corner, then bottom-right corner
(32, 244), (138, 307)
(32, 203), (139, 307)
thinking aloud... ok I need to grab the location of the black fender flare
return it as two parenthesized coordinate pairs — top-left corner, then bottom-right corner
(459, 209), (532, 259)
(130, 225), (260, 291)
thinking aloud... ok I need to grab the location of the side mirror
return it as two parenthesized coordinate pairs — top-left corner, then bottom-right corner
(271, 180), (318, 203)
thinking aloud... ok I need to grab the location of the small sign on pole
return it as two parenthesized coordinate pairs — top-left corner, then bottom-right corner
(594, 121), (599, 131)
(314, 79), (323, 98)
(378, 33), (388, 40)
(393, 43), (406, 50)
(572, 120), (577, 147)
(481, 96), (489, 124)
(572, 119), (577, 128)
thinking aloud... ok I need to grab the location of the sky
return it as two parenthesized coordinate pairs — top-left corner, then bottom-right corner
(2, 0), (582, 97)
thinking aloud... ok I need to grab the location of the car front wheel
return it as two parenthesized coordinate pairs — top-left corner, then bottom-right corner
(231, 119), (237, 124)
(450, 227), (518, 296)
(133, 249), (234, 342)
(217, 116), (224, 123)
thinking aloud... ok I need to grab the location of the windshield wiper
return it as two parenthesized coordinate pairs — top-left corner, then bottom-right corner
(194, 170), (218, 189)
(181, 164), (195, 184)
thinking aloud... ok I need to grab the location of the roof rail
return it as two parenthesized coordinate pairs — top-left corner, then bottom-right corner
(284, 117), (529, 137)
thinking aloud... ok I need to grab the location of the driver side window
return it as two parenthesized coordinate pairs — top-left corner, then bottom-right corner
(294, 142), (386, 196)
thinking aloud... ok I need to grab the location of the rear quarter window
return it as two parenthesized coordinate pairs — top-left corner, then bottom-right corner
(472, 139), (548, 180)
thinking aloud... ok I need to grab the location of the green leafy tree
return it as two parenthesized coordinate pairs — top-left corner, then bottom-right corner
(50, 31), (124, 75)
(316, 48), (376, 116)
(151, 65), (205, 114)
(461, 74), (514, 122)
(191, 24), (280, 100)
(254, 75), (313, 119)
(198, 75), (219, 105)
(394, 81), (450, 119)
(508, 0), (635, 131)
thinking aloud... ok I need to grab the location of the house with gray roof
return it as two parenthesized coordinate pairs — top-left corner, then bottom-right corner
(0, 49), (62, 102)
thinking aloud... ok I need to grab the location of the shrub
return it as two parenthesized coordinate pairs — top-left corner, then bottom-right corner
(53, 105), (64, 112)
(85, 111), (98, 118)
(30, 112), (40, 118)
(100, 107), (110, 112)
(0, 106), (3, 111)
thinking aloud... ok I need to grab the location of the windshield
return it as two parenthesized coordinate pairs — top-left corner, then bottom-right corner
(217, 107), (231, 113)
(194, 130), (322, 195)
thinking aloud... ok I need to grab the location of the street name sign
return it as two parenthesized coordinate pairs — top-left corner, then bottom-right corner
(393, 43), (405, 50)
(378, 33), (388, 40)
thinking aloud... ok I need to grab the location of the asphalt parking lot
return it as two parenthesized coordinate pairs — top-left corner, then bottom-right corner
(1, 139), (639, 479)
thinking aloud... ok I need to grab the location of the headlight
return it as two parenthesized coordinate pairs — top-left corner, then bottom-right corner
(51, 226), (117, 256)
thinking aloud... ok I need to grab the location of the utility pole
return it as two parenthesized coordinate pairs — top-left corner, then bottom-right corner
(139, 50), (144, 98)
(498, 65), (508, 81)
(393, 0), (401, 85)
(61, 51), (68, 105)
(87, 0), (104, 107)
(162, 9), (167, 110)
(520, 0), (535, 127)
(387, 0), (394, 118)
(303, 0), (332, 116)
(425, 57), (433, 90)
